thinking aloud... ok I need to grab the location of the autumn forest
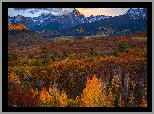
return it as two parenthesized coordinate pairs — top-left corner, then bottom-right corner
(7, 8), (148, 108)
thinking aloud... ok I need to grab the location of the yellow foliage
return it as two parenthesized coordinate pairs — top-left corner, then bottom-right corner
(104, 87), (115, 107)
(67, 96), (81, 107)
(8, 72), (20, 84)
(118, 94), (125, 107)
(111, 74), (122, 88)
(100, 91), (115, 107)
(80, 75), (115, 107)
(127, 93), (137, 107)
(57, 91), (67, 107)
(31, 89), (38, 97)
(140, 97), (147, 107)
(39, 87), (67, 107)
(39, 88), (54, 107)
(40, 88), (53, 102)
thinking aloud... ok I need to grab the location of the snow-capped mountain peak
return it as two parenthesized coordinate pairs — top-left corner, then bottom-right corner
(8, 8), (147, 31)
(124, 8), (147, 19)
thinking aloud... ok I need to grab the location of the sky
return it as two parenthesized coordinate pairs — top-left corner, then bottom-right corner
(8, 8), (130, 17)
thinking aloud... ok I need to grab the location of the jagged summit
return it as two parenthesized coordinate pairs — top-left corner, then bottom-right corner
(8, 8), (147, 31)
(124, 8), (147, 19)
(70, 8), (83, 16)
(73, 8), (77, 11)
(16, 14), (23, 17)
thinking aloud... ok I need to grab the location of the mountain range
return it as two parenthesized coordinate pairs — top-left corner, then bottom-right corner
(8, 8), (147, 37)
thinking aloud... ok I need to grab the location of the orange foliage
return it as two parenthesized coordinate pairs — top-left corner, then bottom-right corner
(8, 32), (147, 107)
(140, 98), (147, 107)
(8, 24), (29, 30)
(81, 75), (108, 107)
(39, 87), (67, 107)
(8, 72), (20, 84)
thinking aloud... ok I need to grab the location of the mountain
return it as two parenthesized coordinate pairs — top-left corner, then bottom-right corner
(8, 8), (147, 37)
(60, 8), (147, 36)
(124, 8), (147, 19)
(8, 8), (112, 31)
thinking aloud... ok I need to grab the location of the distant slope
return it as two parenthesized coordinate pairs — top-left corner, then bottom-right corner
(130, 30), (147, 37)
(8, 30), (50, 48)
(61, 15), (147, 36)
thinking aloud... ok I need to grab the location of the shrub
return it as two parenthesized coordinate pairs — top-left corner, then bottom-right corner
(41, 46), (50, 59)
(51, 55), (55, 61)
(90, 47), (95, 55)
(8, 53), (18, 62)
(131, 44), (136, 47)
(113, 50), (119, 57)
(29, 53), (34, 59)
(52, 52), (58, 58)
(118, 42), (126, 53)
(34, 61), (40, 66)
(61, 50), (68, 59)
(42, 58), (50, 66)
(20, 60), (29, 66)
(21, 81), (31, 88)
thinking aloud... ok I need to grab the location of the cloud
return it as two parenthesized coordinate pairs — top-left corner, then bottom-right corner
(10, 8), (130, 17)
(13, 8), (73, 15)
(39, 12), (50, 16)
(14, 8), (53, 11)
(60, 8), (73, 15)
(28, 9), (40, 14)
(14, 8), (66, 12)
(14, 8), (30, 11)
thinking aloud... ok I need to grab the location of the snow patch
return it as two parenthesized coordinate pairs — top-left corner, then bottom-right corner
(32, 19), (38, 23)
(135, 12), (140, 15)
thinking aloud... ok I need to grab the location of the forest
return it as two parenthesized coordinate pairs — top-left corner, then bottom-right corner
(8, 30), (147, 107)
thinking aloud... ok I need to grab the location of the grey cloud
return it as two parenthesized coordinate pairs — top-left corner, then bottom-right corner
(14, 8), (51, 11)
(39, 12), (50, 16)
(28, 9), (40, 14)
(14, 8), (63, 12)
(63, 9), (72, 14)
(61, 8), (73, 15)
(14, 8), (30, 11)
(13, 8), (73, 15)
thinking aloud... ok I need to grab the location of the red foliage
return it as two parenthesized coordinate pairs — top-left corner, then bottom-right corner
(8, 85), (40, 107)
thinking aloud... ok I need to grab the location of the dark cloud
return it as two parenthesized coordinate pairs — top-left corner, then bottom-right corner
(14, 8), (30, 11)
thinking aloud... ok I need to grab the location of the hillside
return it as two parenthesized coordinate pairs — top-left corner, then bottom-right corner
(61, 15), (147, 37)
(8, 28), (50, 48)
(8, 31), (147, 107)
